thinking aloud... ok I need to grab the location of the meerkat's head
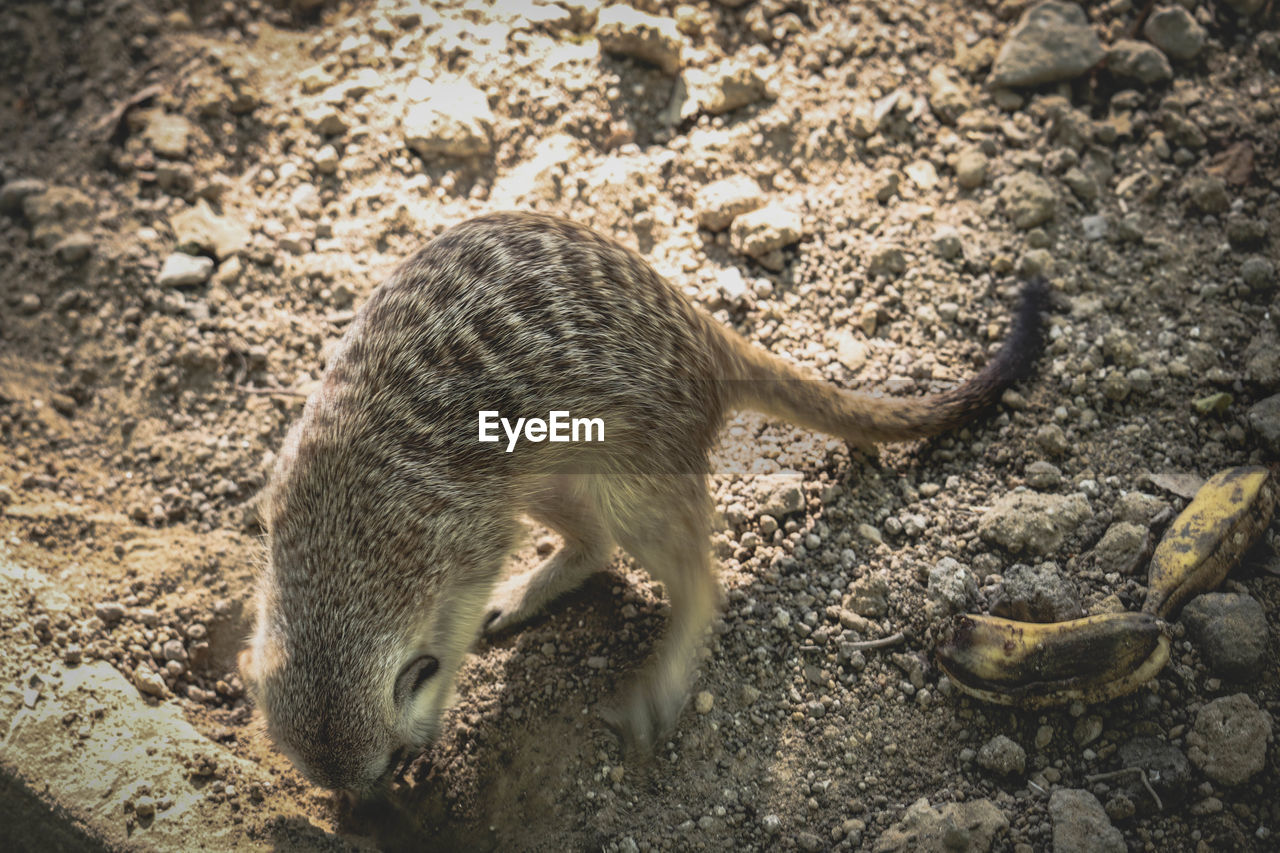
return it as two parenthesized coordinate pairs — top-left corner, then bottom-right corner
(240, 421), (502, 795)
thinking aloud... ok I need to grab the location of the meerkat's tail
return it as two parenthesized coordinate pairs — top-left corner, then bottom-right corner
(719, 277), (1049, 446)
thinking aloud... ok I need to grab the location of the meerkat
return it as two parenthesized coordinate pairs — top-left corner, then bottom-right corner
(242, 211), (1047, 795)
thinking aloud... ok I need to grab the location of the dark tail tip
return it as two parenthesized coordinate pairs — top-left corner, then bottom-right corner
(992, 275), (1050, 386)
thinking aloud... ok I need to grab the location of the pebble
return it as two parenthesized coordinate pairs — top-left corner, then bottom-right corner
(867, 243), (907, 278)
(990, 562), (1084, 622)
(1247, 394), (1280, 455)
(0, 178), (47, 214)
(874, 797), (1008, 852)
(730, 205), (804, 268)
(1049, 789), (1125, 853)
(52, 232), (95, 264)
(1186, 175), (1229, 214)
(930, 226), (963, 260)
(402, 78), (494, 158)
(313, 144), (340, 174)
(95, 601), (126, 624)
(1117, 736), (1192, 805)
(681, 60), (769, 117)
(1025, 460), (1063, 490)
(134, 667), (168, 698)
(999, 171), (1057, 230)
(978, 492), (1092, 556)
(747, 471), (804, 518)
(19, 293), (42, 314)
(988, 1), (1104, 88)
(1035, 423), (1070, 456)
(694, 691), (714, 714)
(694, 175), (764, 231)
(134, 795), (157, 819)
(156, 252), (214, 287)
(1186, 693), (1273, 785)
(170, 200), (251, 260)
(1143, 5), (1206, 61)
(143, 112), (192, 159)
(1090, 521), (1149, 575)
(977, 735), (1026, 777)
(595, 4), (685, 75)
(954, 148), (988, 189)
(927, 66), (971, 124)
(1107, 40), (1172, 84)
(1240, 256), (1275, 292)
(845, 573), (889, 619)
(1181, 593), (1269, 680)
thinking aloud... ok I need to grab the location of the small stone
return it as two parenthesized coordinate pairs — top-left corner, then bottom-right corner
(988, 1), (1105, 88)
(845, 573), (890, 619)
(867, 243), (907, 278)
(954, 148), (988, 189)
(694, 691), (714, 714)
(1187, 693), (1273, 785)
(595, 4), (685, 75)
(1081, 214), (1109, 241)
(999, 171), (1056, 230)
(990, 562), (1084, 622)
(18, 293), (42, 314)
(1181, 593), (1269, 680)
(169, 200), (251, 260)
(1073, 714), (1103, 747)
(1192, 392), (1232, 416)
(977, 735), (1026, 777)
(1107, 40), (1172, 83)
(1049, 789), (1125, 853)
(62, 644), (83, 665)
(694, 175), (764, 231)
(927, 65), (971, 124)
(1221, 0), (1265, 15)
(134, 795), (157, 818)
(402, 78), (494, 158)
(761, 814), (781, 834)
(978, 492), (1093, 556)
(0, 178), (47, 214)
(314, 144), (340, 174)
(749, 471), (804, 518)
(94, 602), (125, 624)
(1241, 256), (1276, 292)
(1226, 216), (1267, 250)
(1143, 5), (1206, 61)
(926, 558), (977, 615)
(156, 252), (214, 287)
(1104, 793), (1135, 822)
(1248, 394), (1280, 455)
(1118, 736), (1193, 805)
(681, 60), (769, 117)
(143, 112), (192, 159)
(52, 232), (94, 264)
(134, 667), (168, 698)
(1091, 521), (1149, 575)
(874, 798), (1008, 853)
(730, 205), (804, 262)
(930, 227), (963, 260)
(1025, 460), (1063, 490)
(162, 639), (188, 662)
(1186, 175), (1229, 214)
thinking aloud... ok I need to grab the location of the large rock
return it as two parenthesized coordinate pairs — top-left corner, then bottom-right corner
(1186, 693), (1273, 785)
(595, 4), (685, 75)
(873, 797), (1008, 853)
(746, 471), (804, 518)
(1048, 789), (1125, 853)
(1117, 736), (1194, 806)
(730, 204), (804, 266)
(1143, 5), (1206, 61)
(402, 78), (494, 158)
(678, 60), (770, 118)
(988, 2), (1104, 88)
(978, 492), (1092, 556)
(1181, 593), (1269, 680)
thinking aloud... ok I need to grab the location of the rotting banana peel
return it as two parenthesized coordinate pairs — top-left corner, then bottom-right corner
(1144, 466), (1276, 621)
(936, 612), (1170, 709)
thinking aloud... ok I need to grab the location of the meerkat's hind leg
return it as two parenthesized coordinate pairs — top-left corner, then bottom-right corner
(599, 477), (719, 754)
(482, 476), (612, 635)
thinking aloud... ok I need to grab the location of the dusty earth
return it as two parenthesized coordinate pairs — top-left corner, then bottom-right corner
(1, 0), (1279, 850)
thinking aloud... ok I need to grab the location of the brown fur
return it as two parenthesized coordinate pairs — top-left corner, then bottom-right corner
(243, 212), (1047, 794)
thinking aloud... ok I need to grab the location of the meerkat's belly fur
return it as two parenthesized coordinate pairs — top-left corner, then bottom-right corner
(244, 211), (1046, 794)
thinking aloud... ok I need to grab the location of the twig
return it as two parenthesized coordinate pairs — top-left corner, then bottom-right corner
(236, 385), (307, 397)
(1085, 766), (1163, 811)
(843, 632), (905, 652)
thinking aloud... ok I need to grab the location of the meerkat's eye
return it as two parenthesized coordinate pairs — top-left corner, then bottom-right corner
(396, 655), (440, 702)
